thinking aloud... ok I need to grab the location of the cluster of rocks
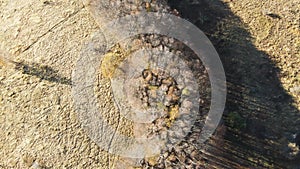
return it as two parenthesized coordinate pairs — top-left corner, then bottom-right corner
(109, 34), (210, 168)
(89, 0), (211, 165)
(138, 68), (180, 112)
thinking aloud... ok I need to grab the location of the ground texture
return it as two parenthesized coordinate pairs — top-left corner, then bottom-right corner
(0, 0), (299, 168)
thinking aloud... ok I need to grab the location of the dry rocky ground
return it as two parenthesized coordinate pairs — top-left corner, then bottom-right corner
(0, 0), (299, 168)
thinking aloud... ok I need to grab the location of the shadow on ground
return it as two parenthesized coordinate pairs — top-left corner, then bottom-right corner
(14, 61), (72, 85)
(168, 0), (300, 168)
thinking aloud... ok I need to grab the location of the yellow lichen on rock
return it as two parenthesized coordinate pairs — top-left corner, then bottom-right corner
(146, 154), (160, 166)
(166, 105), (179, 127)
(100, 43), (140, 78)
(100, 44), (130, 78)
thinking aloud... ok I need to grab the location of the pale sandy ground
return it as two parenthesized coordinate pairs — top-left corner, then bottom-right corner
(0, 0), (118, 168)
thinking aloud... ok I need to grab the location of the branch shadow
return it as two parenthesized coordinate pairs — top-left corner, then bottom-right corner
(13, 61), (72, 85)
(168, 0), (300, 168)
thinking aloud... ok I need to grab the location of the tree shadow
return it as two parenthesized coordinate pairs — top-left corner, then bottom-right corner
(168, 0), (300, 168)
